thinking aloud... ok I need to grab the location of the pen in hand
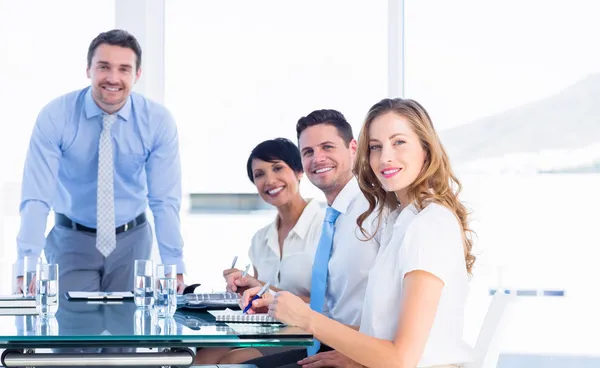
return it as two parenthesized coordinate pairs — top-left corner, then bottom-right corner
(231, 256), (238, 269)
(241, 264), (251, 278)
(242, 282), (271, 314)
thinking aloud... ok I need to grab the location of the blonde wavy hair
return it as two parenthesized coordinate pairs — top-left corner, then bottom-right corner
(354, 98), (475, 274)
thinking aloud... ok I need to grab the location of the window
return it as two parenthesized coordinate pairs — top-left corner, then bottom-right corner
(165, 0), (389, 288)
(165, 0), (388, 197)
(405, 0), (599, 361)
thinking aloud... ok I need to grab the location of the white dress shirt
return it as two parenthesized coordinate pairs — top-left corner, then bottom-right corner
(360, 203), (473, 367)
(324, 178), (382, 326)
(248, 199), (324, 297)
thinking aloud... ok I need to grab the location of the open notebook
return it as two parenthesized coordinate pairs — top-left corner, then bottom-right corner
(208, 308), (282, 324)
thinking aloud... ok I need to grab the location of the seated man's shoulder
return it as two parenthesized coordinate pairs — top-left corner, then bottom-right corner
(354, 193), (390, 224)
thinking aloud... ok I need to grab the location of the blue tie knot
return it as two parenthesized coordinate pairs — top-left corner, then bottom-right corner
(324, 207), (340, 224)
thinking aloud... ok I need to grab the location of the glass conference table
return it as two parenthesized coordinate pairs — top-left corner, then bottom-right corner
(0, 297), (312, 367)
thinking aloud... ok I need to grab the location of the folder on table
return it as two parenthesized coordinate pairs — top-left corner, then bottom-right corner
(179, 291), (240, 309)
(65, 291), (134, 300)
(0, 295), (36, 308)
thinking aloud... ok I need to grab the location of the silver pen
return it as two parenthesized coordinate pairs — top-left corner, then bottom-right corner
(231, 256), (238, 269)
(241, 264), (251, 277)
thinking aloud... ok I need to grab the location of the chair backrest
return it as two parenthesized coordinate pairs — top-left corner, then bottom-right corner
(465, 291), (516, 368)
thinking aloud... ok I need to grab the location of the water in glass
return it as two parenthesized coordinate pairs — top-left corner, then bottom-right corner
(134, 275), (155, 307)
(36, 278), (58, 316)
(156, 277), (177, 317)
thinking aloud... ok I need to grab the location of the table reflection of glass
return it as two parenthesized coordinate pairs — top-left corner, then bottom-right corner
(35, 316), (58, 336)
(134, 307), (158, 336)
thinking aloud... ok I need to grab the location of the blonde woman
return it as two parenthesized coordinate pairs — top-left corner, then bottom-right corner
(243, 98), (476, 368)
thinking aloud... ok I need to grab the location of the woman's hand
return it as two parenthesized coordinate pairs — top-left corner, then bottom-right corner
(223, 268), (242, 292)
(223, 268), (261, 294)
(268, 291), (313, 330)
(240, 285), (274, 314)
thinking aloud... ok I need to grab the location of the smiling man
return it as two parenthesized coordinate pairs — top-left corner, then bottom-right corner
(297, 109), (381, 333)
(16, 29), (186, 295)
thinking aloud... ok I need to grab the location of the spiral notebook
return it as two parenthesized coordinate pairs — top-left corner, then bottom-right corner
(208, 308), (282, 324)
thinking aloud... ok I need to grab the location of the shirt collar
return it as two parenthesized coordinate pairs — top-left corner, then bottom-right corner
(264, 198), (324, 252)
(84, 86), (133, 122)
(289, 199), (323, 240)
(391, 202), (418, 228)
(265, 220), (279, 256)
(330, 177), (361, 215)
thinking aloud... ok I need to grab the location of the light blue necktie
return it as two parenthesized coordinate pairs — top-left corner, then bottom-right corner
(307, 207), (341, 356)
(96, 114), (116, 257)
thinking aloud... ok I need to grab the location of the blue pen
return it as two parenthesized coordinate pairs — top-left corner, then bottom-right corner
(231, 256), (238, 269)
(242, 282), (271, 314)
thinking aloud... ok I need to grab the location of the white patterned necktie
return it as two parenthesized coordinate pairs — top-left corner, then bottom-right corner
(96, 114), (116, 257)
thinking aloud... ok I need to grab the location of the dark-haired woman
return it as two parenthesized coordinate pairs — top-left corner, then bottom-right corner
(195, 138), (324, 364)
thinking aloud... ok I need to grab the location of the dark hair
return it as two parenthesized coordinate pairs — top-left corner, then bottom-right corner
(296, 109), (354, 146)
(246, 138), (303, 183)
(87, 29), (142, 71)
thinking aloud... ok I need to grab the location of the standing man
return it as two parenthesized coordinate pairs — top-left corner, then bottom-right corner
(16, 29), (186, 294)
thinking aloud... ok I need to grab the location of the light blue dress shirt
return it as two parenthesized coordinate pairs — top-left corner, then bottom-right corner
(17, 86), (186, 273)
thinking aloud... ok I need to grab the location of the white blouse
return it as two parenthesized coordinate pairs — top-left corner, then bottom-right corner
(248, 199), (324, 297)
(359, 203), (474, 367)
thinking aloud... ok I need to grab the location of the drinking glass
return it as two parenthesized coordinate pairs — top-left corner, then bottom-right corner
(134, 259), (154, 307)
(17, 256), (40, 297)
(36, 263), (59, 316)
(155, 264), (177, 318)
